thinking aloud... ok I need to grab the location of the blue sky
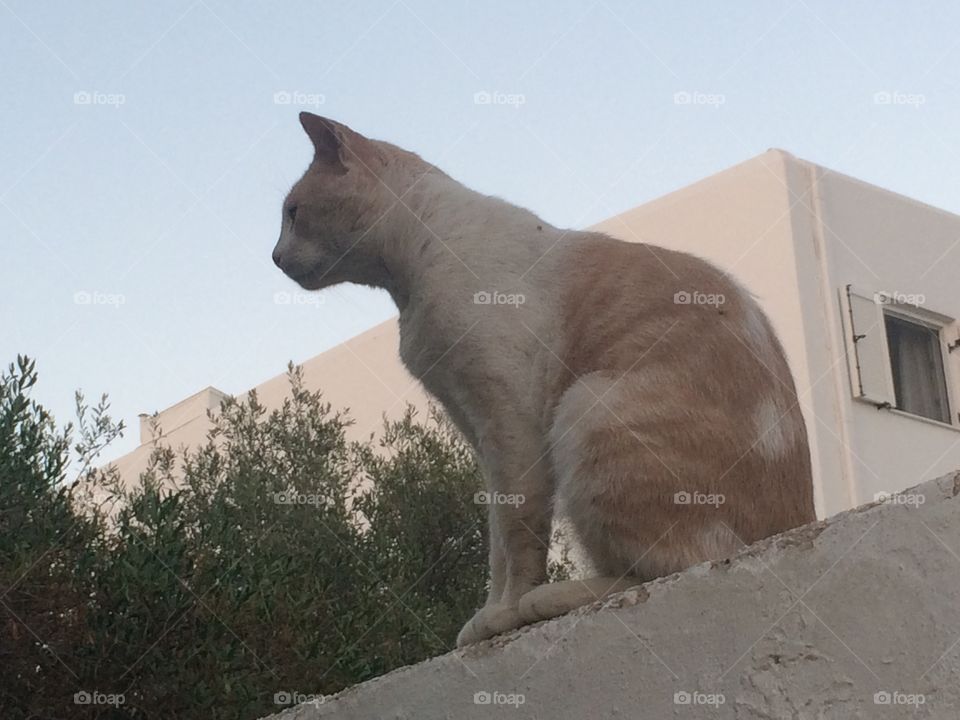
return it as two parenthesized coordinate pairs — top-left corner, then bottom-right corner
(2, 0), (959, 465)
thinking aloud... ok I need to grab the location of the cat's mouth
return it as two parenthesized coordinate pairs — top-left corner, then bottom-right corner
(288, 267), (325, 290)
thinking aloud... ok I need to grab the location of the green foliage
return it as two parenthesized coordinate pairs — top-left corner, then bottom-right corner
(0, 359), (534, 719)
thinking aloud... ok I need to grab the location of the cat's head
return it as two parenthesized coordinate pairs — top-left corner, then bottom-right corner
(272, 113), (429, 291)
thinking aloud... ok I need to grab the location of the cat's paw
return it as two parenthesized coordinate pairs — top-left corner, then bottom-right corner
(456, 603), (524, 647)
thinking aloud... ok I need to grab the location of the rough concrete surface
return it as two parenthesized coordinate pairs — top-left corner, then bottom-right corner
(263, 472), (960, 719)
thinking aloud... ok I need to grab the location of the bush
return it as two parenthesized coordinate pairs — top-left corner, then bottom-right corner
(0, 358), (513, 719)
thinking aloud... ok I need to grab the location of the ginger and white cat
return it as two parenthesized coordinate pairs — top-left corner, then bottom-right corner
(273, 113), (815, 647)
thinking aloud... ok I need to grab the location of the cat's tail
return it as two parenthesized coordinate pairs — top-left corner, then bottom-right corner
(518, 577), (639, 624)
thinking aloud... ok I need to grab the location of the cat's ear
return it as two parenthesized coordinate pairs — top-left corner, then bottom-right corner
(299, 112), (350, 172)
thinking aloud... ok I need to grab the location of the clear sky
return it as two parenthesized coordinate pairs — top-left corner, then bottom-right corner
(2, 0), (959, 465)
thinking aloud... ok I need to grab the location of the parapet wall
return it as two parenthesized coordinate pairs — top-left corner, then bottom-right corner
(265, 471), (960, 719)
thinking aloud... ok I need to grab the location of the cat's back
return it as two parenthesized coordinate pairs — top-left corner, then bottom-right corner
(549, 232), (816, 541)
(552, 232), (801, 432)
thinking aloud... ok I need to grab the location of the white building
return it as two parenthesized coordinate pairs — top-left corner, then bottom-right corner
(107, 150), (960, 519)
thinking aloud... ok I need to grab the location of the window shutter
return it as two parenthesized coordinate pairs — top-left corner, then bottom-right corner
(842, 286), (895, 406)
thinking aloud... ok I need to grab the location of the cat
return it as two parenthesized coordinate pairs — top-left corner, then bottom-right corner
(273, 113), (816, 647)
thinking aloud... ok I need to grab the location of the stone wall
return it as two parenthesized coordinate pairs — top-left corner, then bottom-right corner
(265, 472), (960, 719)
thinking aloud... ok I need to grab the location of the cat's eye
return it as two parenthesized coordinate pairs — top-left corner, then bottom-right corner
(286, 205), (298, 224)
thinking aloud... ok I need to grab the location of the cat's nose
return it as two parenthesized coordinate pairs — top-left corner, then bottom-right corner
(272, 245), (283, 268)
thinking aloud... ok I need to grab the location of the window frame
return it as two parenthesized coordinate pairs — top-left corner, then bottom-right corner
(882, 306), (954, 425)
(841, 285), (960, 430)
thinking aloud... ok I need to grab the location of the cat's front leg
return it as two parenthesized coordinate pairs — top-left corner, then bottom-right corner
(484, 504), (506, 605)
(456, 450), (551, 647)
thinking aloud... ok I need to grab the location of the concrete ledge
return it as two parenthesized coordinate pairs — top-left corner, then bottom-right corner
(265, 472), (960, 719)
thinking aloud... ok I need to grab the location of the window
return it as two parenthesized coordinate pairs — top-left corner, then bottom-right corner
(883, 313), (950, 423)
(842, 285), (956, 427)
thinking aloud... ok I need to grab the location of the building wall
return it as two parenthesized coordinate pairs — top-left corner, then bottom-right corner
(779, 155), (856, 515)
(105, 320), (428, 489)
(253, 319), (428, 443)
(812, 166), (960, 506)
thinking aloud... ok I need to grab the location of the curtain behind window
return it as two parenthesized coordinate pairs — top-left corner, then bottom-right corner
(885, 314), (950, 423)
